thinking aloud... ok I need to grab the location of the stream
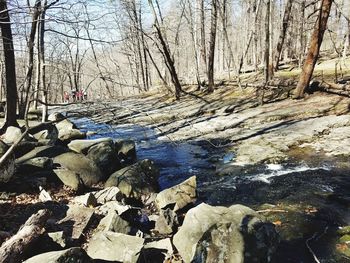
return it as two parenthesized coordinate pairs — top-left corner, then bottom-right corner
(72, 117), (350, 263)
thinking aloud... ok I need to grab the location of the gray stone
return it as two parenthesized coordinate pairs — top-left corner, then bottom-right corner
(98, 201), (132, 216)
(155, 207), (179, 235)
(16, 145), (69, 164)
(105, 159), (159, 199)
(87, 140), (120, 176)
(32, 123), (58, 145)
(58, 204), (94, 240)
(2, 126), (31, 144)
(155, 176), (196, 211)
(23, 247), (91, 263)
(39, 186), (52, 202)
(48, 112), (65, 122)
(93, 187), (123, 204)
(53, 169), (83, 191)
(96, 210), (131, 234)
(47, 231), (66, 248)
(55, 119), (76, 131)
(142, 238), (174, 262)
(58, 129), (86, 144)
(16, 157), (53, 174)
(115, 139), (136, 164)
(53, 152), (103, 187)
(74, 193), (97, 207)
(0, 140), (15, 183)
(87, 231), (144, 262)
(173, 203), (279, 263)
(68, 138), (113, 154)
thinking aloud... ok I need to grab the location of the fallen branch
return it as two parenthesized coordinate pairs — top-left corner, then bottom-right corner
(0, 209), (51, 263)
(256, 209), (288, 213)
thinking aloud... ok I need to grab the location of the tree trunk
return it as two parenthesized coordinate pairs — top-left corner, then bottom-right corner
(199, 0), (207, 77)
(264, 0), (271, 83)
(0, 209), (50, 263)
(274, 0), (292, 71)
(20, 0), (41, 118)
(0, 0), (18, 131)
(207, 0), (217, 92)
(39, 1), (48, 122)
(294, 0), (333, 99)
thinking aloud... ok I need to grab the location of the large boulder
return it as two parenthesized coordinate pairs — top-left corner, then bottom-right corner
(68, 138), (113, 154)
(16, 157), (53, 174)
(0, 140), (15, 183)
(55, 119), (86, 144)
(87, 140), (120, 176)
(53, 152), (103, 187)
(96, 210), (131, 234)
(115, 139), (137, 164)
(16, 145), (69, 164)
(53, 169), (83, 191)
(55, 119), (76, 131)
(48, 112), (65, 122)
(87, 231), (144, 262)
(2, 126), (34, 144)
(32, 123), (58, 145)
(155, 176), (196, 212)
(173, 203), (279, 263)
(23, 247), (91, 263)
(105, 159), (159, 199)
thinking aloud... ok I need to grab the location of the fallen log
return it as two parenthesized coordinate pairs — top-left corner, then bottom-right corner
(0, 209), (51, 263)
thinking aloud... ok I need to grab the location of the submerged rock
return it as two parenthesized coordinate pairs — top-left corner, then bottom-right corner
(105, 159), (159, 199)
(173, 203), (279, 263)
(87, 231), (144, 262)
(23, 247), (91, 263)
(155, 176), (196, 212)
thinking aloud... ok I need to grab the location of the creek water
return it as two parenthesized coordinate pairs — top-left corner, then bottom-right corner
(72, 117), (350, 263)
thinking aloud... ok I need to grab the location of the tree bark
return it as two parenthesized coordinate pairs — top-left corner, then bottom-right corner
(0, 0), (19, 131)
(0, 209), (50, 263)
(264, 0), (271, 83)
(274, 0), (292, 71)
(207, 0), (217, 92)
(40, 0), (48, 122)
(294, 0), (333, 99)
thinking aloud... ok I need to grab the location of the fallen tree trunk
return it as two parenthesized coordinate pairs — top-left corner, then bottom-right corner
(0, 209), (51, 263)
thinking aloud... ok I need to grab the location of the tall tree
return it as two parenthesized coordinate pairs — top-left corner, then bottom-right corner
(264, 0), (271, 82)
(0, 0), (19, 131)
(274, 0), (292, 71)
(207, 0), (217, 92)
(294, 0), (333, 99)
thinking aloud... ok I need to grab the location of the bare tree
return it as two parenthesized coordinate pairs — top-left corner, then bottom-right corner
(207, 0), (217, 93)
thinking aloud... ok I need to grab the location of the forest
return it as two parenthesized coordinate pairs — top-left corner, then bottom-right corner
(0, 0), (349, 262)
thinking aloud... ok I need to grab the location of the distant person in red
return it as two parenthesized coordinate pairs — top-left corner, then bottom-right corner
(77, 89), (83, 101)
(63, 91), (69, 103)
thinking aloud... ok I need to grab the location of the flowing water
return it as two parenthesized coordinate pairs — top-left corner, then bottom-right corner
(72, 117), (350, 263)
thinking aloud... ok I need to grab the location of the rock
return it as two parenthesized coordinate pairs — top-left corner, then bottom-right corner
(173, 203), (279, 263)
(155, 207), (179, 235)
(48, 112), (65, 122)
(17, 145), (69, 164)
(96, 210), (131, 234)
(105, 159), (159, 200)
(87, 231), (144, 262)
(93, 187), (123, 204)
(58, 129), (86, 144)
(98, 201), (132, 216)
(53, 152), (103, 187)
(23, 247), (91, 263)
(74, 193), (97, 207)
(68, 138), (113, 154)
(2, 126), (32, 144)
(53, 169), (83, 191)
(141, 238), (174, 262)
(39, 186), (52, 202)
(155, 176), (196, 211)
(338, 226), (350, 235)
(58, 204), (94, 240)
(16, 157), (53, 174)
(55, 119), (76, 131)
(87, 140), (120, 176)
(0, 140), (15, 183)
(47, 231), (66, 248)
(32, 123), (58, 145)
(115, 139), (137, 164)
(14, 141), (45, 159)
(0, 231), (10, 245)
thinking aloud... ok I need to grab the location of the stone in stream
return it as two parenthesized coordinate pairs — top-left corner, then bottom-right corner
(68, 138), (113, 154)
(115, 139), (137, 164)
(48, 112), (65, 122)
(155, 176), (196, 212)
(105, 159), (159, 200)
(87, 231), (144, 262)
(55, 119), (76, 131)
(173, 203), (279, 263)
(23, 247), (91, 263)
(0, 140), (15, 183)
(53, 152), (103, 187)
(87, 140), (121, 177)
